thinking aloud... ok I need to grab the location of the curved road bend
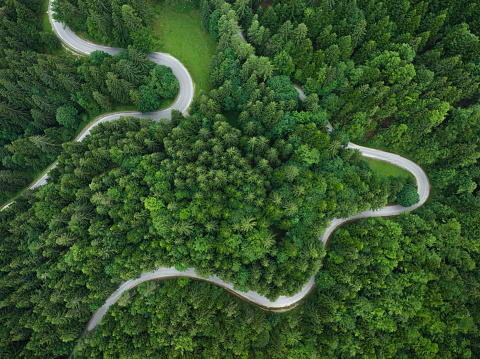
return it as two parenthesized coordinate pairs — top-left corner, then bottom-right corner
(48, 1), (194, 121)
(0, 3), (430, 328)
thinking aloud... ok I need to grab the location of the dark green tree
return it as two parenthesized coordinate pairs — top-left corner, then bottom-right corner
(396, 184), (420, 207)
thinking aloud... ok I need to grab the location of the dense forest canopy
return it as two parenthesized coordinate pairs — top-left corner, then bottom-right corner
(0, 0), (479, 357)
(0, 1), (179, 205)
(51, 0), (160, 51)
(0, 101), (403, 355)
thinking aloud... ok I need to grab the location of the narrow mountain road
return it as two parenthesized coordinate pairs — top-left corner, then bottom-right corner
(1, 3), (430, 330)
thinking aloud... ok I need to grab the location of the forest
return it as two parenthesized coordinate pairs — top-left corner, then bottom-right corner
(0, 0), (479, 357)
(0, 0), (179, 204)
(52, 0), (161, 51)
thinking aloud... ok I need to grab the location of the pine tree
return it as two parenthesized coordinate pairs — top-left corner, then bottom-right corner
(121, 5), (142, 33)
(92, 91), (113, 111)
(106, 72), (131, 103)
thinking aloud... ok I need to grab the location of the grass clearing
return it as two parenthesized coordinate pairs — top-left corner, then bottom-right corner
(41, 0), (53, 34)
(41, 0), (66, 55)
(364, 157), (415, 181)
(153, 0), (217, 99)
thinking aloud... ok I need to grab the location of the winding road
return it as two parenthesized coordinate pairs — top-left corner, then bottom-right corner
(1, 2), (430, 331)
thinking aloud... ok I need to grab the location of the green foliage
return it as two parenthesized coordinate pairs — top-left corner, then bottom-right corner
(240, 0), (480, 157)
(396, 183), (420, 207)
(312, 209), (478, 357)
(73, 200), (480, 359)
(138, 85), (161, 113)
(89, 50), (112, 66)
(273, 50), (295, 76)
(0, 105), (393, 356)
(0, 50), (80, 202)
(0, 118), (155, 357)
(39, 31), (61, 50)
(56, 104), (79, 129)
(0, 0), (43, 52)
(141, 114), (389, 297)
(74, 279), (280, 358)
(77, 48), (177, 113)
(131, 26), (161, 52)
(0, 44), (178, 205)
(266, 75), (299, 106)
(0, 170), (31, 193)
(208, 9), (220, 42)
(148, 65), (179, 99)
(53, 0), (155, 48)
(3, 0), (480, 357)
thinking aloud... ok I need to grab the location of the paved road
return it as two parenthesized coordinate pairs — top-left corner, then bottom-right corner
(48, 5), (194, 120)
(87, 269), (315, 329)
(1, 4), (430, 327)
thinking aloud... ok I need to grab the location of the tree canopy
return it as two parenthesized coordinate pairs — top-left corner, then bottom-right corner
(0, 45), (178, 204)
(1, 0), (480, 357)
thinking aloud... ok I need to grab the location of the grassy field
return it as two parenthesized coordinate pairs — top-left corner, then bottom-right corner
(364, 157), (415, 181)
(41, 0), (53, 34)
(153, 1), (217, 99)
(45, 0), (216, 98)
(41, 0), (66, 55)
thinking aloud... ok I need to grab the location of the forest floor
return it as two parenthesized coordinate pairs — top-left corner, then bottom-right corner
(364, 157), (415, 181)
(153, 1), (216, 99)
